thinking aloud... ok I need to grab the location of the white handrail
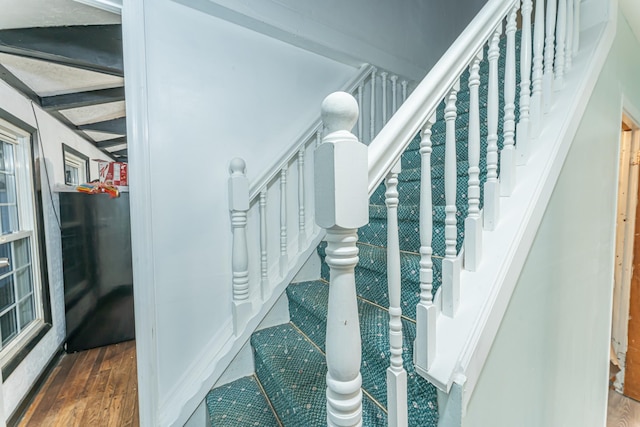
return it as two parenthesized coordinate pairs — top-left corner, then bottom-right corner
(248, 63), (376, 200)
(367, 0), (518, 194)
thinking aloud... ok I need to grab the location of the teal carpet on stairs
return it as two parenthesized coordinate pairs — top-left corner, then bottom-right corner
(207, 30), (523, 426)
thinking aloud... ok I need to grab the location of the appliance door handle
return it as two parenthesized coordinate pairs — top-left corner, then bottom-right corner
(0, 258), (10, 268)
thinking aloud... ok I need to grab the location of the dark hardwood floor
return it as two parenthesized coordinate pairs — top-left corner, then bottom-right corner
(16, 340), (138, 427)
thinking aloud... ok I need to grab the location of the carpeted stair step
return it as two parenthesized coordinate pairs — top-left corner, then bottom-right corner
(251, 323), (388, 426)
(359, 204), (469, 256)
(369, 160), (482, 207)
(317, 242), (442, 319)
(206, 375), (280, 426)
(286, 281), (439, 427)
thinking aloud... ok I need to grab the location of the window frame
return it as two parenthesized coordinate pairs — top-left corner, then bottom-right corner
(62, 144), (89, 186)
(0, 119), (48, 373)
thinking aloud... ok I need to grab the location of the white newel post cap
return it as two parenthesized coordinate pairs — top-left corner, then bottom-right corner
(229, 157), (249, 211)
(315, 92), (368, 230)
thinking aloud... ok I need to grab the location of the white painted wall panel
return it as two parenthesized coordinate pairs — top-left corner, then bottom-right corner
(136, 0), (357, 416)
(463, 7), (640, 427)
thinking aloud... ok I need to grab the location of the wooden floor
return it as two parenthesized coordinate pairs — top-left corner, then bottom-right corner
(17, 340), (138, 427)
(608, 389), (640, 426)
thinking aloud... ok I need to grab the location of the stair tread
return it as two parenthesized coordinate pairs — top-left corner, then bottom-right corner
(318, 242), (442, 319)
(252, 323), (388, 426)
(206, 376), (280, 426)
(287, 281), (439, 426)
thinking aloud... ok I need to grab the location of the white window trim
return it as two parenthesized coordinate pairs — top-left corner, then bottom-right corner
(64, 149), (87, 185)
(0, 120), (45, 367)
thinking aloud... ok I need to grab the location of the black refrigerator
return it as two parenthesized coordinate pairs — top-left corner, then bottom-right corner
(59, 191), (135, 353)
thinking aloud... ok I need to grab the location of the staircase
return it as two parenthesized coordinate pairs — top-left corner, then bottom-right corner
(209, 0), (602, 425)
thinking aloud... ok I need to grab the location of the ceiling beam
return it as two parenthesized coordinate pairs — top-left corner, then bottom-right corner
(0, 25), (123, 77)
(41, 87), (125, 111)
(96, 136), (127, 149)
(111, 148), (128, 156)
(77, 117), (126, 135)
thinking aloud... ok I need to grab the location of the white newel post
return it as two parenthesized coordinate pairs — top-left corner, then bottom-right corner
(555, 0), (566, 90)
(465, 51), (483, 272)
(315, 92), (368, 427)
(443, 80), (460, 318)
(385, 160), (408, 427)
(517, 0), (533, 165)
(500, 2), (518, 197)
(415, 114), (437, 372)
(543, 0), (557, 112)
(229, 158), (252, 335)
(484, 25), (502, 231)
(530, 0), (545, 137)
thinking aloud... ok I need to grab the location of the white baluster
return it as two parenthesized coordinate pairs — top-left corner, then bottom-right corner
(357, 84), (364, 141)
(381, 71), (388, 125)
(385, 160), (408, 427)
(555, 0), (566, 90)
(229, 158), (252, 335)
(530, 0), (545, 137)
(465, 52), (483, 272)
(315, 92), (368, 427)
(401, 80), (408, 103)
(443, 81), (460, 318)
(316, 128), (322, 148)
(260, 188), (268, 300)
(566, 0), (574, 71)
(543, 0), (557, 112)
(573, 0), (580, 56)
(415, 114), (437, 373)
(517, 0), (533, 165)
(500, 3), (518, 197)
(484, 25), (502, 232)
(370, 68), (377, 142)
(298, 148), (306, 251)
(280, 166), (288, 276)
(391, 75), (398, 114)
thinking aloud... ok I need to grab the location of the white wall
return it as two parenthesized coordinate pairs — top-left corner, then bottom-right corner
(174, 0), (488, 82)
(462, 6), (640, 427)
(0, 79), (112, 423)
(125, 0), (361, 424)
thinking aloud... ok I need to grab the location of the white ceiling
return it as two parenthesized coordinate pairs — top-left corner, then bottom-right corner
(0, 53), (123, 97)
(60, 100), (126, 126)
(0, 1), (125, 156)
(0, 0), (119, 30)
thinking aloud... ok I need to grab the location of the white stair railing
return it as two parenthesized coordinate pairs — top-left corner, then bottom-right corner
(227, 64), (412, 336)
(313, 0), (583, 424)
(228, 0), (584, 423)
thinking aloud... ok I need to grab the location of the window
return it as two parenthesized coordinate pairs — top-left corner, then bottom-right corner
(0, 121), (44, 363)
(62, 145), (88, 186)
